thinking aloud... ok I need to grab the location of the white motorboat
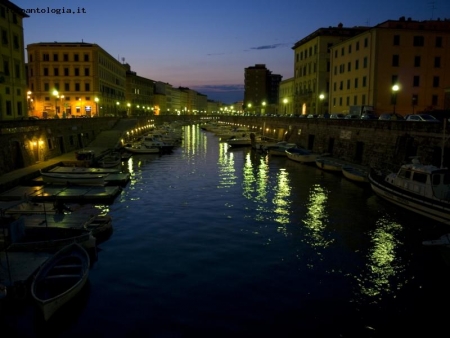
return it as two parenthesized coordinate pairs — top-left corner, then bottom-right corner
(124, 142), (161, 154)
(369, 158), (450, 226)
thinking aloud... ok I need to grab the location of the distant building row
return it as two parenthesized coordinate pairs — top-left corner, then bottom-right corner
(0, 0), (227, 120)
(246, 18), (450, 117)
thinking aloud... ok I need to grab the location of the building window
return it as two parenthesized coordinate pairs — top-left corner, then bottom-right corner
(43, 67), (49, 76)
(17, 102), (22, 116)
(29, 54), (33, 62)
(64, 68), (69, 76)
(347, 79), (350, 90)
(65, 83), (70, 91)
(339, 97), (342, 105)
(13, 35), (19, 49)
(364, 38), (368, 47)
(414, 56), (421, 67)
(362, 76), (367, 87)
(353, 95), (357, 105)
(355, 60), (359, 70)
(412, 94), (418, 106)
(433, 76), (439, 87)
(413, 36), (424, 47)
(341, 47), (344, 56)
(54, 83), (59, 91)
(393, 35), (400, 45)
(1, 29), (7, 44)
(53, 53), (58, 61)
(6, 101), (12, 115)
(346, 96), (350, 105)
(334, 50), (338, 58)
(432, 95), (438, 106)
(84, 54), (89, 61)
(334, 66), (337, 75)
(44, 83), (49, 91)
(43, 53), (50, 61)
(74, 54), (79, 62)
(348, 44), (352, 54)
(333, 82), (336, 91)
(434, 56), (441, 68)
(392, 55), (399, 67)
(436, 36), (442, 48)
(413, 76), (420, 87)
(354, 78), (358, 89)
(363, 57), (368, 68)
(63, 54), (69, 61)
(339, 81), (343, 90)
(54, 68), (59, 76)
(85, 83), (90, 91)
(75, 83), (80, 91)
(347, 62), (351, 72)
(392, 75), (398, 84)
(74, 68), (80, 76)
(14, 63), (20, 78)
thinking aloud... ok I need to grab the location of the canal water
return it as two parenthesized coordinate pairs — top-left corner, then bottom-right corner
(2, 123), (450, 337)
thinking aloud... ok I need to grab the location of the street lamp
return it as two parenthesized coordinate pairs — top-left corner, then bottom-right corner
(392, 84), (399, 113)
(116, 101), (119, 117)
(262, 101), (266, 115)
(127, 103), (131, 116)
(27, 91), (32, 114)
(283, 98), (288, 115)
(94, 97), (99, 117)
(52, 90), (59, 117)
(248, 103), (252, 115)
(319, 94), (325, 115)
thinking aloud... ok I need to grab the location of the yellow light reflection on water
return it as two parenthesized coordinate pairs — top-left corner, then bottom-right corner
(273, 168), (291, 230)
(302, 184), (333, 250)
(356, 217), (404, 301)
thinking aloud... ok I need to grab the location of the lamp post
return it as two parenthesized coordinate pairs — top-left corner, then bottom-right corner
(319, 94), (325, 115)
(248, 103), (252, 115)
(94, 97), (99, 117)
(262, 101), (266, 116)
(392, 84), (399, 113)
(52, 90), (59, 118)
(283, 98), (288, 115)
(127, 103), (131, 116)
(116, 101), (119, 117)
(27, 91), (32, 115)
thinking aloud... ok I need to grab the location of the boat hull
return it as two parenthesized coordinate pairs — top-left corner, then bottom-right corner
(342, 166), (369, 183)
(369, 171), (450, 225)
(315, 158), (342, 171)
(31, 243), (90, 321)
(286, 149), (318, 163)
(41, 172), (106, 186)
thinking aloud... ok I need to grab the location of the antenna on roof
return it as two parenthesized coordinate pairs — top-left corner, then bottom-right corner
(428, 0), (436, 19)
(122, 57), (125, 64)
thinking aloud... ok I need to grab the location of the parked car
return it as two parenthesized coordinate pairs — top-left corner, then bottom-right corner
(318, 113), (330, 119)
(344, 114), (360, 119)
(307, 114), (318, 119)
(329, 113), (345, 119)
(361, 112), (378, 120)
(405, 114), (440, 123)
(379, 113), (404, 120)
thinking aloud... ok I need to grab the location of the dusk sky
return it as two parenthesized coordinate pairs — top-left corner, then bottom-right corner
(15, 0), (450, 103)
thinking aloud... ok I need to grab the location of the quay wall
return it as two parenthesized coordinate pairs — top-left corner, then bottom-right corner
(0, 116), (448, 177)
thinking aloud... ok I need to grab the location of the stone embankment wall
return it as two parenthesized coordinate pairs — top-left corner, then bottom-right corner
(0, 115), (447, 176)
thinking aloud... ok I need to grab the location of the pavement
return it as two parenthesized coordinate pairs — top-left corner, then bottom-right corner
(0, 119), (139, 194)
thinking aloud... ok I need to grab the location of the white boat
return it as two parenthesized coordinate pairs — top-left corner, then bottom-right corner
(226, 134), (261, 147)
(341, 165), (370, 183)
(124, 142), (161, 154)
(97, 152), (122, 168)
(40, 171), (107, 186)
(49, 166), (120, 174)
(264, 141), (297, 156)
(315, 156), (344, 172)
(286, 147), (319, 164)
(422, 233), (450, 247)
(368, 158), (450, 226)
(31, 243), (90, 321)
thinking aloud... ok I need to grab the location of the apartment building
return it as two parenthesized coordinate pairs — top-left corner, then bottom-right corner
(124, 63), (155, 116)
(27, 42), (126, 118)
(244, 64), (282, 115)
(279, 77), (294, 115)
(0, 0), (29, 120)
(292, 24), (369, 116)
(329, 18), (450, 115)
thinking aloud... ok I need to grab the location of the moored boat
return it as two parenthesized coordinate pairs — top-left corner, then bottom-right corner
(124, 142), (161, 154)
(31, 242), (90, 321)
(315, 156), (343, 172)
(96, 152), (122, 168)
(286, 147), (319, 164)
(40, 171), (107, 186)
(341, 165), (370, 183)
(264, 141), (297, 156)
(368, 158), (450, 226)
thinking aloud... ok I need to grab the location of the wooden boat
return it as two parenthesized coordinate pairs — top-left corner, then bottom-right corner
(31, 243), (90, 321)
(40, 171), (107, 186)
(369, 158), (450, 226)
(124, 142), (161, 154)
(341, 165), (370, 183)
(286, 147), (319, 164)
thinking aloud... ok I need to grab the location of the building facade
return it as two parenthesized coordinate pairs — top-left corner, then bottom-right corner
(27, 42), (127, 118)
(0, 0), (29, 120)
(329, 18), (450, 116)
(292, 24), (369, 116)
(279, 77), (294, 115)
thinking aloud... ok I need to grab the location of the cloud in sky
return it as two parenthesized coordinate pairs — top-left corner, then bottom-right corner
(249, 43), (292, 51)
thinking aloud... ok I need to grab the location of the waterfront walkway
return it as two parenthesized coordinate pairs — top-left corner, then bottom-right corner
(0, 119), (139, 194)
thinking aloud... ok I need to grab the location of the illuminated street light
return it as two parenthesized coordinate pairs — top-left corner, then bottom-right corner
(283, 98), (288, 115)
(94, 97), (99, 117)
(319, 94), (325, 115)
(392, 84), (400, 113)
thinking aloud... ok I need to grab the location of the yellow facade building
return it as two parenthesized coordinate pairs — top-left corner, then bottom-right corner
(329, 18), (450, 116)
(0, 0), (29, 120)
(27, 42), (126, 118)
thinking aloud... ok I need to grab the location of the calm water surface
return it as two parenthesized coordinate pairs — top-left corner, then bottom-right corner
(3, 123), (450, 337)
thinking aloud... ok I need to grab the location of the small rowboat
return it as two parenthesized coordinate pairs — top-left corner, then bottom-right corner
(31, 243), (90, 321)
(341, 165), (370, 183)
